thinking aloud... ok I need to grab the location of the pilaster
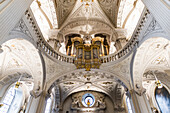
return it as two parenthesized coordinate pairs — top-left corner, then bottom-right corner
(114, 38), (127, 50)
(25, 90), (47, 113)
(130, 90), (152, 113)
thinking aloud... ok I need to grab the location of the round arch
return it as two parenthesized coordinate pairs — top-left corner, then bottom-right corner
(132, 36), (170, 94)
(0, 35), (45, 93)
(46, 69), (131, 93)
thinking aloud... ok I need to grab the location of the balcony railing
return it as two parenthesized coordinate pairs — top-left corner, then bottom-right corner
(24, 8), (150, 65)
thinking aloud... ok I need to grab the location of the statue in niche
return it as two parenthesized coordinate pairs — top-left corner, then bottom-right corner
(71, 96), (81, 108)
(97, 96), (106, 108)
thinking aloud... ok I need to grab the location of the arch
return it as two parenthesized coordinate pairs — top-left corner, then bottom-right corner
(46, 69), (130, 109)
(47, 69), (130, 92)
(0, 37), (45, 93)
(60, 85), (114, 107)
(59, 19), (118, 42)
(138, 32), (170, 47)
(132, 37), (170, 93)
(0, 30), (36, 46)
(0, 72), (33, 98)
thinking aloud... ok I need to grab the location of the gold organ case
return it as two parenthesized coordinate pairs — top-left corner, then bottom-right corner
(65, 34), (110, 71)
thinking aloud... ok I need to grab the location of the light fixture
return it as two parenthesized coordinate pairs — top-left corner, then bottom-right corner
(153, 71), (163, 89)
(15, 81), (20, 88)
(15, 74), (22, 88)
(0, 103), (3, 108)
(155, 80), (163, 89)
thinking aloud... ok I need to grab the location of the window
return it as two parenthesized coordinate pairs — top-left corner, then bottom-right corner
(0, 86), (16, 113)
(126, 96), (133, 113)
(44, 97), (52, 113)
(155, 87), (170, 113)
(82, 93), (95, 107)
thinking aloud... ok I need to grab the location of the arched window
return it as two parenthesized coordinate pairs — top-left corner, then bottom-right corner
(0, 86), (16, 113)
(0, 83), (25, 113)
(155, 87), (170, 113)
(126, 96), (133, 113)
(44, 97), (52, 113)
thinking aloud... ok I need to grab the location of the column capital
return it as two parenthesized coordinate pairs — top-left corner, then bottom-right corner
(30, 90), (43, 98)
(129, 88), (146, 96)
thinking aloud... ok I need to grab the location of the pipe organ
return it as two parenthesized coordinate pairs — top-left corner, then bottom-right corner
(66, 34), (110, 70)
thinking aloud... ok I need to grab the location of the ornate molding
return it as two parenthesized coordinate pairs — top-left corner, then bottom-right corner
(0, 72), (33, 86)
(12, 19), (32, 38)
(47, 70), (129, 103)
(60, 19), (115, 36)
(56, 0), (77, 28)
(71, 91), (106, 110)
(144, 18), (164, 36)
(117, 0), (126, 27)
(98, 0), (118, 26)
(25, 9), (76, 64)
(100, 9), (150, 63)
(49, 71), (120, 90)
(48, 0), (58, 28)
(133, 36), (170, 94)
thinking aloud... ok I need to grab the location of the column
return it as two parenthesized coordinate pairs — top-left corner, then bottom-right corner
(55, 40), (61, 52)
(25, 91), (47, 113)
(71, 39), (75, 56)
(101, 39), (104, 56)
(48, 39), (56, 49)
(47, 39), (61, 52)
(114, 38), (127, 51)
(25, 95), (41, 113)
(130, 90), (152, 113)
(36, 92), (48, 113)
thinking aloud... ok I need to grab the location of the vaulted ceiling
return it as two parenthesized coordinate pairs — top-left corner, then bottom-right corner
(31, 0), (144, 41)
(55, 0), (119, 28)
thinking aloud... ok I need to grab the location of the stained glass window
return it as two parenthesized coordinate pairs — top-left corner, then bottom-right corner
(126, 96), (133, 113)
(44, 97), (52, 113)
(155, 87), (170, 113)
(0, 86), (16, 113)
(82, 93), (95, 107)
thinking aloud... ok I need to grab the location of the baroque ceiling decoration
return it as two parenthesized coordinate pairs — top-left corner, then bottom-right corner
(0, 72), (33, 89)
(144, 18), (165, 37)
(143, 70), (170, 88)
(133, 37), (170, 94)
(98, 0), (119, 27)
(0, 39), (44, 92)
(12, 19), (32, 38)
(59, 19), (117, 43)
(64, 1), (113, 26)
(69, 5), (104, 22)
(55, 0), (77, 28)
(48, 70), (128, 99)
